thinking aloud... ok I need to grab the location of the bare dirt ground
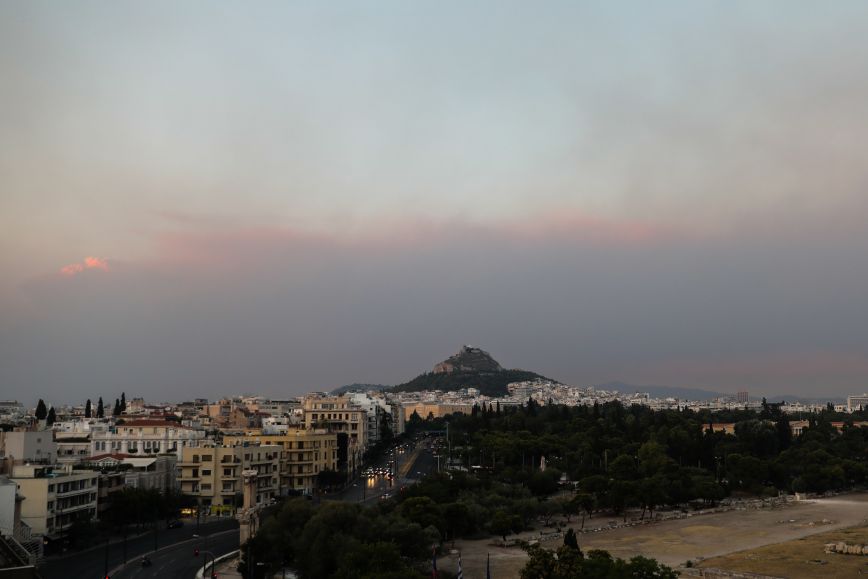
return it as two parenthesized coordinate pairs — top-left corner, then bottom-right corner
(697, 524), (868, 578)
(448, 493), (868, 579)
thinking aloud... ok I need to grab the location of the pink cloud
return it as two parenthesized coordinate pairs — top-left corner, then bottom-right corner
(83, 256), (109, 271)
(59, 257), (110, 276)
(59, 263), (85, 276)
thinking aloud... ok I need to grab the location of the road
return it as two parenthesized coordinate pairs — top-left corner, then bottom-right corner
(113, 528), (239, 579)
(332, 440), (437, 504)
(38, 518), (238, 579)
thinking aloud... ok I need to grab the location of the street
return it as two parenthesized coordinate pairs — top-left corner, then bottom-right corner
(331, 439), (437, 504)
(38, 518), (238, 579)
(113, 528), (239, 579)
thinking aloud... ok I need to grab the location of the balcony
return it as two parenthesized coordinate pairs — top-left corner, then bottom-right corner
(56, 502), (95, 515)
(54, 486), (92, 497)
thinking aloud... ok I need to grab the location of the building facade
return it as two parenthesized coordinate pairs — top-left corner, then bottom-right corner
(223, 429), (338, 495)
(0, 431), (57, 470)
(90, 420), (205, 459)
(178, 443), (280, 513)
(11, 464), (98, 538)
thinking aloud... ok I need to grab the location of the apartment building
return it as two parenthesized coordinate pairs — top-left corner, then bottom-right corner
(223, 429), (338, 495)
(11, 464), (98, 538)
(90, 420), (205, 459)
(301, 395), (368, 447)
(0, 431), (57, 470)
(0, 476), (18, 536)
(178, 443), (280, 513)
(847, 394), (868, 412)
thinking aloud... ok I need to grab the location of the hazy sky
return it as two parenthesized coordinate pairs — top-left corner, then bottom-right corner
(3, 1), (868, 404)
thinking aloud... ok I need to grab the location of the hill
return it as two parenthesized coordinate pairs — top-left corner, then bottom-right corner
(391, 345), (556, 397)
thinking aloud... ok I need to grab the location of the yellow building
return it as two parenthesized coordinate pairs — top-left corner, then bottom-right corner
(12, 464), (98, 538)
(178, 443), (280, 513)
(223, 429), (337, 495)
(301, 395), (368, 476)
(403, 403), (474, 421)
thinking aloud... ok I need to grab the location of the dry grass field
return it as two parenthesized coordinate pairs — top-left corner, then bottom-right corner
(697, 525), (868, 578)
(450, 494), (868, 579)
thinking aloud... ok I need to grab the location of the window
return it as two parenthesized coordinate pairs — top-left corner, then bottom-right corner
(201, 483), (211, 490)
(48, 484), (55, 492)
(223, 468), (232, 476)
(202, 470), (211, 476)
(202, 455), (212, 461)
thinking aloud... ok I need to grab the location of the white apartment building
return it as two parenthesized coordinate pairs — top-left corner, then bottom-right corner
(0, 431), (57, 468)
(12, 464), (99, 538)
(847, 394), (868, 413)
(0, 476), (18, 536)
(90, 420), (206, 459)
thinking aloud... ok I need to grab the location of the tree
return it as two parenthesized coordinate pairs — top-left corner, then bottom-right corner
(563, 528), (580, 551)
(35, 399), (47, 420)
(97, 397), (104, 418)
(378, 413), (394, 444)
(490, 510), (517, 542)
(84, 399), (92, 418)
(113, 398), (121, 417)
(46, 406), (56, 425)
(627, 555), (678, 578)
(120, 392), (127, 413)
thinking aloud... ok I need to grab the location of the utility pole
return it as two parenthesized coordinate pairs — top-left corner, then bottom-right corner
(446, 423), (451, 466)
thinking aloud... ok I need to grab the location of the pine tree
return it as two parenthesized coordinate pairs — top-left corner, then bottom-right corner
(97, 397), (104, 418)
(46, 406), (56, 425)
(112, 398), (121, 417)
(35, 399), (47, 420)
(120, 392), (126, 413)
(85, 399), (92, 418)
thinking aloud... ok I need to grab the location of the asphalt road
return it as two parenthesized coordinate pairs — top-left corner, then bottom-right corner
(333, 441), (438, 504)
(38, 518), (238, 579)
(113, 527), (239, 579)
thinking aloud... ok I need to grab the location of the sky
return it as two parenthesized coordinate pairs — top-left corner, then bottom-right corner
(2, 1), (868, 404)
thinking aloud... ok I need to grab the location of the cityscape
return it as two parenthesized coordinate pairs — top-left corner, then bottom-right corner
(3, 2), (868, 579)
(2, 346), (868, 577)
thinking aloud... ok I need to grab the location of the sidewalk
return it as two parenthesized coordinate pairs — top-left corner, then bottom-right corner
(212, 556), (297, 578)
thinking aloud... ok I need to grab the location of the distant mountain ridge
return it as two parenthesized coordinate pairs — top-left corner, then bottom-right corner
(596, 381), (845, 404)
(391, 345), (556, 397)
(330, 383), (389, 395)
(594, 381), (728, 401)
